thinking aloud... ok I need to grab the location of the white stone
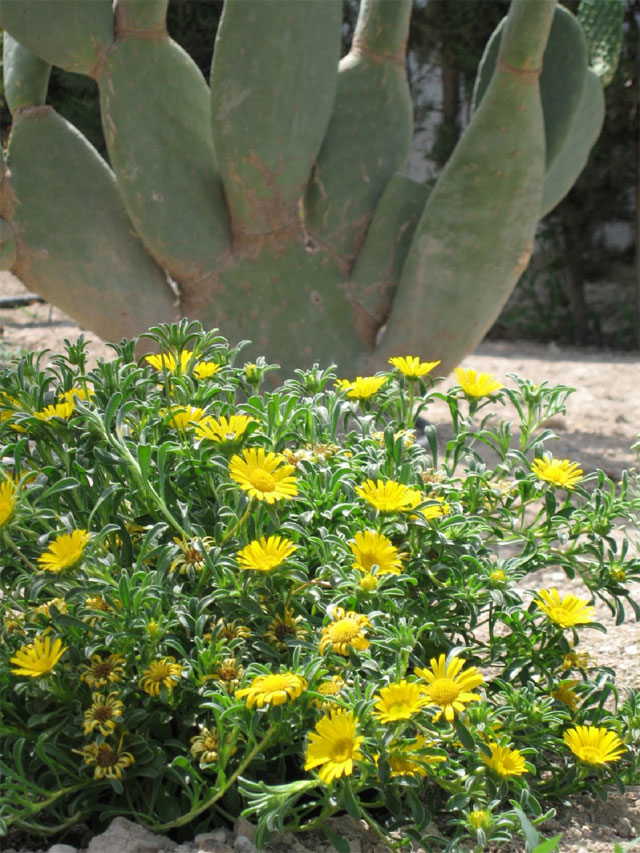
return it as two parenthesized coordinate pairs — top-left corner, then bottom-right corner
(86, 817), (175, 853)
(47, 845), (78, 853)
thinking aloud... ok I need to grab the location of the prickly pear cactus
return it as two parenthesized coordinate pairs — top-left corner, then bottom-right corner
(0, 0), (617, 375)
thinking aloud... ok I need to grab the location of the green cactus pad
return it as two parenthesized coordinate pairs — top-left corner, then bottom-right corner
(114, 0), (169, 33)
(472, 4), (588, 171)
(541, 68), (605, 217)
(98, 35), (229, 301)
(6, 107), (176, 342)
(0, 219), (18, 270)
(3, 34), (51, 113)
(304, 0), (413, 262)
(195, 240), (365, 378)
(578, 0), (624, 87)
(350, 174), (429, 343)
(0, 0), (114, 76)
(373, 52), (548, 372)
(210, 0), (342, 238)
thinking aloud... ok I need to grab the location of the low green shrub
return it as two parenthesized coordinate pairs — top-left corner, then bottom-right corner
(0, 321), (638, 851)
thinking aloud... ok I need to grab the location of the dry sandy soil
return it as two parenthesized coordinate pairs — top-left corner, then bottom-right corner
(0, 270), (639, 853)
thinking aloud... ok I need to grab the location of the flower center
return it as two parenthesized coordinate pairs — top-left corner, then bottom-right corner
(93, 662), (114, 679)
(387, 701), (412, 718)
(250, 470), (275, 493)
(96, 747), (119, 768)
(549, 607), (572, 626)
(93, 706), (113, 723)
(275, 622), (294, 640)
(151, 663), (171, 680)
(330, 738), (354, 763)
(577, 746), (604, 764)
(260, 674), (291, 691)
(359, 551), (378, 572)
(427, 678), (461, 705)
(329, 620), (360, 642)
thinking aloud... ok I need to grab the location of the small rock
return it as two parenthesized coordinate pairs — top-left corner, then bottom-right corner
(174, 845), (198, 853)
(195, 830), (231, 852)
(47, 845), (78, 853)
(197, 844), (233, 853)
(233, 818), (256, 842)
(196, 830), (228, 846)
(86, 817), (174, 853)
(234, 837), (258, 853)
(616, 817), (633, 838)
(624, 644), (638, 655)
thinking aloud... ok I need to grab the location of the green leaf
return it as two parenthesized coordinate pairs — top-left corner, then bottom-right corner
(532, 834), (563, 853)
(321, 825), (351, 853)
(511, 801), (541, 851)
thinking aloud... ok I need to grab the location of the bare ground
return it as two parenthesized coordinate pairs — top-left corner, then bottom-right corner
(0, 271), (639, 853)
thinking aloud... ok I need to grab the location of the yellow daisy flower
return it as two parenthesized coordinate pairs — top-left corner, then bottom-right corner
(532, 457), (583, 490)
(415, 654), (484, 722)
(482, 742), (528, 776)
(372, 680), (430, 724)
(319, 607), (371, 656)
(388, 356), (441, 379)
(38, 529), (90, 573)
(355, 479), (422, 513)
(79, 653), (126, 687)
(195, 414), (255, 445)
(236, 535), (297, 573)
(305, 709), (363, 784)
(263, 607), (307, 651)
(383, 734), (446, 778)
(337, 376), (387, 400)
(551, 679), (581, 710)
(163, 405), (206, 431)
(190, 727), (219, 764)
(535, 588), (595, 629)
(349, 530), (403, 577)
(193, 361), (221, 380)
(79, 739), (134, 780)
(236, 671), (307, 708)
(0, 480), (16, 527)
(228, 447), (298, 503)
(83, 692), (125, 736)
(10, 634), (67, 677)
(139, 657), (183, 696)
(563, 725), (625, 765)
(454, 367), (503, 398)
(58, 387), (94, 404)
(416, 495), (450, 520)
(33, 401), (75, 421)
(145, 350), (192, 373)
(313, 675), (346, 710)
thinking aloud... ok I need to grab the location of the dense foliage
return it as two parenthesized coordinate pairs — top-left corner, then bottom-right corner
(0, 322), (639, 850)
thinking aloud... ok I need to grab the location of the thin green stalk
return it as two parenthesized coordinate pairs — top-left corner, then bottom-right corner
(151, 724), (276, 832)
(4, 530), (39, 572)
(220, 501), (254, 545)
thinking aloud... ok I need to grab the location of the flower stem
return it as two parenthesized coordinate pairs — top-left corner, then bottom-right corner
(151, 724), (277, 831)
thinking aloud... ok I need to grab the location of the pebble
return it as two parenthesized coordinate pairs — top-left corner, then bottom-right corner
(47, 847), (78, 853)
(233, 837), (258, 853)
